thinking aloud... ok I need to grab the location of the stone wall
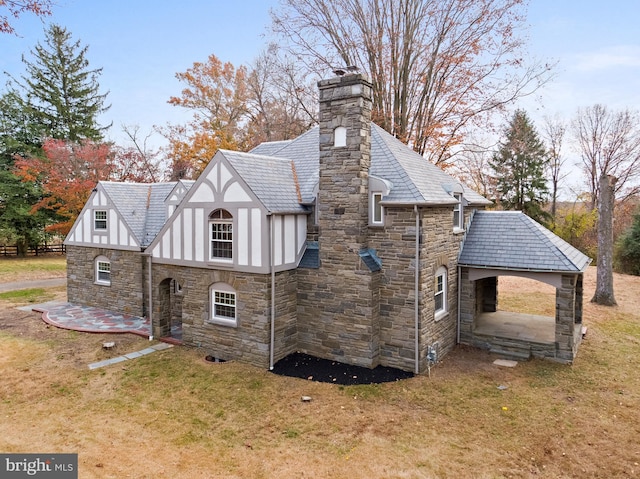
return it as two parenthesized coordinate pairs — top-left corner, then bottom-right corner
(150, 263), (297, 368)
(297, 73), (381, 368)
(459, 267), (585, 363)
(554, 273), (583, 363)
(418, 206), (466, 369)
(66, 245), (145, 317)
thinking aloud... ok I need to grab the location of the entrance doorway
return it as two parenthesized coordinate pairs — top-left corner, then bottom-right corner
(158, 278), (183, 342)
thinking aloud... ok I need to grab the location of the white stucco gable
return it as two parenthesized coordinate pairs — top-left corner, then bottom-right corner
(64, 183), (141, 251)
(146, 150), (308, 274)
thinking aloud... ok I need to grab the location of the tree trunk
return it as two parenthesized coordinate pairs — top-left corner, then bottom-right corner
(591, 174), (617, 305)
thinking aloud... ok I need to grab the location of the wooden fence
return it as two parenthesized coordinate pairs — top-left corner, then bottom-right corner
(0, 244), (66, 257)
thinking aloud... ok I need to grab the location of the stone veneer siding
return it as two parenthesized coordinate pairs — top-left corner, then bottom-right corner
(150, 263), (297, 368)
(66, 245), (145, 317)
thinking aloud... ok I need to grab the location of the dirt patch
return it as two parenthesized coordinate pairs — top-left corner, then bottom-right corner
(0, 293), (153, 370)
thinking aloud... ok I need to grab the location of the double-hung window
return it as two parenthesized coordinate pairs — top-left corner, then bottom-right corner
(435, 266), (447, 319)
(95, 256), (111, 285)
(210, 283), (237, 327)
(209, 209), (233, 261)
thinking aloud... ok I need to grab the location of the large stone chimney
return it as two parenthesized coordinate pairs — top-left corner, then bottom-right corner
(298, 72), (380, 368)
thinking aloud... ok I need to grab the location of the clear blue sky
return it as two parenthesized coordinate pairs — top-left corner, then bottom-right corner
(2, 0), (639, 159)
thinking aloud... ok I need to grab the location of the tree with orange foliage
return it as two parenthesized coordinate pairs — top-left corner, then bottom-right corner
(163, 54), (249, 178)
(14, 139), (112, 235)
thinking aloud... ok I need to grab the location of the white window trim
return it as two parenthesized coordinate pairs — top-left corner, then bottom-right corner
(95, 256), (111, 286)
(209, 283), (237, 327)
(370, 192), (384, 226)
(94, 210), (107, 231)
(453, 193), (464, 232)
(434, 266), (447, 320)
(209, 210), (233, 263)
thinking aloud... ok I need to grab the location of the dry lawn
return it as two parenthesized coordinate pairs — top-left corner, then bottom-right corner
(0, 264), (639, 478)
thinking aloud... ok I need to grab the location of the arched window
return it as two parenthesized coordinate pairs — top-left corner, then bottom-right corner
(209, 209), (233, 261)
(435, 266), (447, 319)
(209, 282), (237, 327)
(95, 255), (111, 285)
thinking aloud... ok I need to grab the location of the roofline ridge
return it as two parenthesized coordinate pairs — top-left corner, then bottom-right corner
(520, 212), (590, 270)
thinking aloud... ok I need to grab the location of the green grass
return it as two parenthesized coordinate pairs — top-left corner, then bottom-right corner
(0, 288), (56, 303)
(0, 256), (66, 279)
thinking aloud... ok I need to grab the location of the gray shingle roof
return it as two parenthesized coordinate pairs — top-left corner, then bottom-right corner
(459, 211), (592, 273)
(100, 181), (177, 248)
(249, 140), (293, 156)
(220, 150), (307, 214)
(260, 124), (491, 206)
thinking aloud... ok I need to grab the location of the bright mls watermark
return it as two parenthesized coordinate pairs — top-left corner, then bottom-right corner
(0, 454), (77, 478)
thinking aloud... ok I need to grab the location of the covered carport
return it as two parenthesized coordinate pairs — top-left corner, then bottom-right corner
(457, 211), (592, 363)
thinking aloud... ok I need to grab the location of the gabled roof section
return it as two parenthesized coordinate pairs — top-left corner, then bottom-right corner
(219, 150), (307, 214)
(459, 211), (592, 273)
(100, 181), (177, 248)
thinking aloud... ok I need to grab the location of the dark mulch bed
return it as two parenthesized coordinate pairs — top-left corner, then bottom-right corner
(271, 352), (414, 385)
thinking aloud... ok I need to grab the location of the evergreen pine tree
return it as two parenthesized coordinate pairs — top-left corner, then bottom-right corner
(490, 110), (550, 225)
(616, 206), (640, 276)
(12, 24), (110, 142)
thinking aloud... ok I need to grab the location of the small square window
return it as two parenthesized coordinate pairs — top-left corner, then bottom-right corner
(94, 210), (107, 230)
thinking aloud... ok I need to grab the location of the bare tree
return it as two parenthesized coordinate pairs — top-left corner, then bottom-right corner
(1, 0), (53, 35)
(572, 104), (640, 211)
(541, 114), (568, 221)
(244, 45), (317, 148)
(450, 138), (498, 199)
(592, 174), (617, 306)
(271, 0), (553, 165)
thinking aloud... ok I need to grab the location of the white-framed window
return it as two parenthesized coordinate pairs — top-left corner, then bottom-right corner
(94, 210), (107, 230)
(371, 192), (383, 225)
(435, 266), (447, 319)
(334, 126), (347, 147)
(453, 193), (463, 230)
(210, 283), (237, 327)
(209, 209), (233, 261)
(95, 256), (111, 285)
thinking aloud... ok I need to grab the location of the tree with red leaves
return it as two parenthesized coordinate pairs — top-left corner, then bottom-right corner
(14, 139), (112, 236)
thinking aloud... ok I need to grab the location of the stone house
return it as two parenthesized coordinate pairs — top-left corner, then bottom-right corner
(64, 73), (590, 373)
